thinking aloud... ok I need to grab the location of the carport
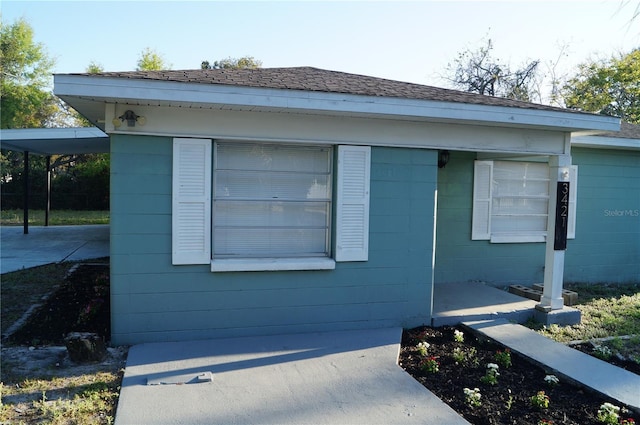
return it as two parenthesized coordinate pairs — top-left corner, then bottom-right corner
(0, 127), (109, 234)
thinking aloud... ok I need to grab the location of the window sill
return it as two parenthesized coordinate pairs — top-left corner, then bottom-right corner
(211, 257), (336, 272)
(490, 234), (546, 243)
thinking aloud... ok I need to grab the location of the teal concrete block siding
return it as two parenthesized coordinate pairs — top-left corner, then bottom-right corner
(434, 151), (545, 286)
(434, 149), (640, 286)
(565, 148), (640, 283)
(110, 135), (437, 345)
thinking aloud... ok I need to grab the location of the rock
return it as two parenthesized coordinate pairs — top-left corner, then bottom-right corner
(64, 332), (107, 363)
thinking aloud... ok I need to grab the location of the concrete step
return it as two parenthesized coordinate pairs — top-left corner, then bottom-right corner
(463, 319), (640, 414)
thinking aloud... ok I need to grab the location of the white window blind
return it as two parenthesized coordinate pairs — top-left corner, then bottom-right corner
(172, 138), (212, 265)
(472, 160), (578, 243)
(213, 143), (332, 258)
(491, 161), (549, 239)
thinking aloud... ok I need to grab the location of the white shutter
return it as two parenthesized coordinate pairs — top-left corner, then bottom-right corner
(335, 145), (370, 262)
(568, 165), (578, 239)
(172, 138), (212, 265)
(472, 161), (493, 240)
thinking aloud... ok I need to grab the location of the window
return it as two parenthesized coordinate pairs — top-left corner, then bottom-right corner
(213, 142), (332, 258)
(172, 138), (370, 271)
(472, 160), (577, 243)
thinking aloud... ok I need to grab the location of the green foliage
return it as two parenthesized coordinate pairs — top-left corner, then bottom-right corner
(0, 17), (59, 129)
(136, 47), (171, 71)
(494, 349), (512, 368)
(529, 283), (640, 342)
(563, 49), (640, 123)
(201, 56), (262, 70)
(530, 391), (550, 409)
(86, 61), (104, 74)
(1, 153), (110, 210)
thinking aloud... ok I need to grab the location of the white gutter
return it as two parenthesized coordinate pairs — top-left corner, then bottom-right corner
(572, 135), (640, 150)
(54, 74), (621, 133)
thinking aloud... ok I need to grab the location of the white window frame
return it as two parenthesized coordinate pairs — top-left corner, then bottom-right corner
(172, 138), (370, 271)
(472, 160), (577, 243)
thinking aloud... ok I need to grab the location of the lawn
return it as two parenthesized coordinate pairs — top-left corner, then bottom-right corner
(1, 209), (109, 226)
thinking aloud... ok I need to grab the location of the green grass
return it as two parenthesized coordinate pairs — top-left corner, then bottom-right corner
(529, 283), (640, 342)
(1, 209), (109, 226)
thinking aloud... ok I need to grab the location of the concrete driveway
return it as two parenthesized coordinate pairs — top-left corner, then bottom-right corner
(0, 225), (109, 274)
(115, 328), (469, 425)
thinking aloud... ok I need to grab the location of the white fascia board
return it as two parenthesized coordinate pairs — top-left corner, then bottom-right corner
(54, 74), (621, 132)
(572, 135), (640, 151)
(0, 127), (109, 154)
(0, 127), (107, 141)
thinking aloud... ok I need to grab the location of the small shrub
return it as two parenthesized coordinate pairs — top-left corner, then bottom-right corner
(416, 341), (430, 357)
(593, 344), (613, 360)
(495, 349), (512, 368)
(420, 356), (439, 373)
(480, 363), (500, 385)
(596, 402), (621, 424)
(544, 374), (560, 387)
(531, 391), (550, 409)
(453, 329), (464, 343)
(463, 387), (482, 407)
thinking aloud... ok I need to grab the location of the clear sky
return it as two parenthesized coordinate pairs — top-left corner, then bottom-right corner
(2, 0), (639, 95)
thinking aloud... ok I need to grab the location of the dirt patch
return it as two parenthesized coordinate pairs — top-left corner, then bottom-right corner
(5, 262), (111, 346)
(400, 326), (639, 425)
(1, 261), (125, 424)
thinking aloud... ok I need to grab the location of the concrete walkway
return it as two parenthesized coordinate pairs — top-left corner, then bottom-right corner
(465, 319), (640, 413)
(0, 225), (109, 274)
(115, 328), (470, 425)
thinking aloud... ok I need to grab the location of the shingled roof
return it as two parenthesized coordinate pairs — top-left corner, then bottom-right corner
(595, 121), (640, 139)
(71, 66), (590, 116)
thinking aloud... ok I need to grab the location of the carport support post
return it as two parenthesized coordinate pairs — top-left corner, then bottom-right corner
(539, 154), (572, 310)
(45, 155), (51, 226)
(23, 151), (29, 235)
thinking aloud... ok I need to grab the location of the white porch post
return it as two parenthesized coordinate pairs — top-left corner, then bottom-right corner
(539, 152), (572, 310)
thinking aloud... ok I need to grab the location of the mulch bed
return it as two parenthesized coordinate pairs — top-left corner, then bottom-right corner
(399, 326), (638, 425)
(6, 261), (111, 346)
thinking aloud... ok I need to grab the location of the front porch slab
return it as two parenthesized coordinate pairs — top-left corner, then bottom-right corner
(432, 282), (581, 327)
(432, 282), (539, 327)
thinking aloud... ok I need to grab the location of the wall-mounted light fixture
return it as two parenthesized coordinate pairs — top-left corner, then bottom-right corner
(112, 110), (146, 128)
(438, 150), (450, 168)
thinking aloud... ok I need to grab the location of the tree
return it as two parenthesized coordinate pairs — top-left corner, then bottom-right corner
(0, 18), (58, 128)
(201, 56), (262, 70)
(563, 49), (640, 124)
(86, 61), (104, 74)
(136, 47), (171, 71)
(445, 38), (541, 102)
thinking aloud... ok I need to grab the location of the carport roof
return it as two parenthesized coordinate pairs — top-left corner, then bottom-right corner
(0, 127), (109, 155)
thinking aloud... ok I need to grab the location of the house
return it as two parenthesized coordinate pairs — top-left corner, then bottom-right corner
(51, 67), (631, 345)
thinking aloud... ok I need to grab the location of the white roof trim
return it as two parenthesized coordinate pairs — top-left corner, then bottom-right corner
(572, 135), (640, 151)
(0, 127), (109, 154)
(54, 74), (621, 133)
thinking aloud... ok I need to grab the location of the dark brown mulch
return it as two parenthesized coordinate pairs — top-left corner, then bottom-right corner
(6, 262), (111, 346)
(400, 326), (639, 425)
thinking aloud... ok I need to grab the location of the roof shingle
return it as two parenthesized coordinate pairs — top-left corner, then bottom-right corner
(69, 66), (597, 116)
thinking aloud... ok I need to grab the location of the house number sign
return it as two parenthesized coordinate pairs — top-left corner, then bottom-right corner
(554, 181), (570, 250)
